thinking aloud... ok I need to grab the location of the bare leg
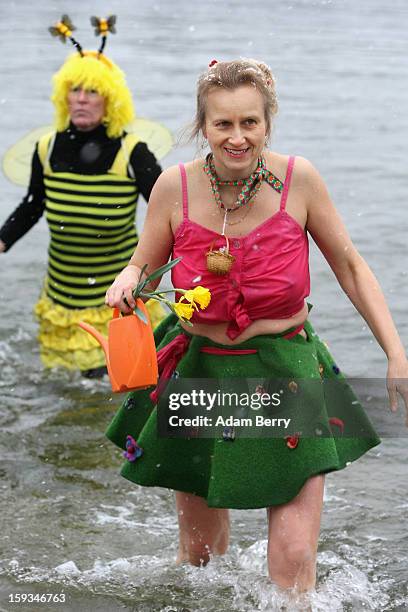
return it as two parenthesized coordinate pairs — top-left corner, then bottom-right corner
(175, 491), (230, 566)
(267, 474), (325, 592)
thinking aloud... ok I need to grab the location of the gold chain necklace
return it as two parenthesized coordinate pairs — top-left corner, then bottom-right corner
(216, 195), (253, 226)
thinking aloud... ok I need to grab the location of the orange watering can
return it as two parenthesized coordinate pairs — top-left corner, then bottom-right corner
(78, 301), (158, 392)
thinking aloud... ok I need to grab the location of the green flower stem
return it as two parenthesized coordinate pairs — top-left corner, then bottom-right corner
(139, 291), (166, 297)
(138, 293), (171, 305)
(132, 257), (183, 298)
(138, 289), (184, 299)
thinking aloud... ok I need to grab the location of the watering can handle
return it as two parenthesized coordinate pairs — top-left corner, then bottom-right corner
(113, 307), (135, 318)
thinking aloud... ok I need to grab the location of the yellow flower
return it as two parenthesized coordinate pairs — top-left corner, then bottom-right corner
(173, 301), (195, 320)
(183, 286), (211, 310)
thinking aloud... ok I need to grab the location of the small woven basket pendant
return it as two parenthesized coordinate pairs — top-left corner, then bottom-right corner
(206, 235), (235, 275)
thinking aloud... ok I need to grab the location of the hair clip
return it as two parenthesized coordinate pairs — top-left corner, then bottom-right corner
(208, 59), (218, 68)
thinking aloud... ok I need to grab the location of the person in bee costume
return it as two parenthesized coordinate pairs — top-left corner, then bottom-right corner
(0, 15), (164, 376)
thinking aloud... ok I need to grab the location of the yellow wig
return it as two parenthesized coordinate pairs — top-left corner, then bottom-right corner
(51, 51), (135, 138)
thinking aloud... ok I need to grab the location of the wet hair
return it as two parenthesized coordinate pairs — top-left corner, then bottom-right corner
(192, 58), (278, 142)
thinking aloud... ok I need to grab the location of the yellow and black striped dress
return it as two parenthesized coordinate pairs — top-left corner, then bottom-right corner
(33, 130), (164, 370)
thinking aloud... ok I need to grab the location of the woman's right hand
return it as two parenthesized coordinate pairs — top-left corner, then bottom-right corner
(105, 264), (141, 314)
(0, 240), (6, 253)
(105, 167), (178, 314)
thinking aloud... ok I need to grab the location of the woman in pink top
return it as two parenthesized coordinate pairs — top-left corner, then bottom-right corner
(105, 59), (408, 598)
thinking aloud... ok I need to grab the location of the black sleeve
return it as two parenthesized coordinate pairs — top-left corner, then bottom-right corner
(129, 142), (162, 202)
(0, 146), (46, 251)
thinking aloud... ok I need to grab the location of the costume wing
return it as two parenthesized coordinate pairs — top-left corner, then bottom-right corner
(3, 126), (52, 187)
(126, 118), (173, 161)
(2, 118), (173, 187)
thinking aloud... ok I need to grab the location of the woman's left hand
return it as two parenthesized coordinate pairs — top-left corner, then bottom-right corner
(386, 356), (408, 426)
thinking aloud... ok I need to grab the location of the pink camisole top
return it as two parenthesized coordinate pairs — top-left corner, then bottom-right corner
(171, 156), (310, 340)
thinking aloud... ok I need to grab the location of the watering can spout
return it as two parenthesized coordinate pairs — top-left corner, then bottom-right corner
(77, 321), (109, 357)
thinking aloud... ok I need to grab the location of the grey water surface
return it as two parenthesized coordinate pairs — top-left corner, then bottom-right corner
(0, 1), (407, 610)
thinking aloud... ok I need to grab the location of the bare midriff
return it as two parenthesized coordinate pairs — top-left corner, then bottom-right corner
(179, 302), (309, 345)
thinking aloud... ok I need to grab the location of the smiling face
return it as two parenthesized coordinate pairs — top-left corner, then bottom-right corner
(67, 86), (106, 132)
(202, 85), (267, 179)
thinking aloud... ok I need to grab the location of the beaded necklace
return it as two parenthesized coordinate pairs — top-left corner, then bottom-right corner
(202, 153), (285, 274)
(203, 153), (284, 214)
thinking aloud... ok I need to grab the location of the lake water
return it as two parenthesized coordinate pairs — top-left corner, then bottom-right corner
(0, 0), (407, 610)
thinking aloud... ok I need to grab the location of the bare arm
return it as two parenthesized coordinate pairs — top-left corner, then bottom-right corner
(299, 157), (408, 418)
(105, 165), (180, 313)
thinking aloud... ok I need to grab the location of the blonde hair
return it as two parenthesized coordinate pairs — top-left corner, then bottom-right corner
(192, 58), (278, 141)
(51, 51), (135, 138)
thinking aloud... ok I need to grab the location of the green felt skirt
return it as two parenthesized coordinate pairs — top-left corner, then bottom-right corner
(105, 314), (380, 509)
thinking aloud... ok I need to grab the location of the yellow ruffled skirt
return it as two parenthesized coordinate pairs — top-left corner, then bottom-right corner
(34, 293), (166, 371)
